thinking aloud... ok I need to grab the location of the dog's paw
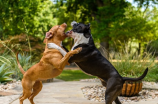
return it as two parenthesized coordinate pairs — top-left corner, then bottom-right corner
(76, 47), (82, 53)
(73, 47), (82, 54)
(67, 62), (70, 66)
(69, 47), (82, 55)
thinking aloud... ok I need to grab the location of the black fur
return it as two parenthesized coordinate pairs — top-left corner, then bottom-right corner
(68, 22), (148, 104)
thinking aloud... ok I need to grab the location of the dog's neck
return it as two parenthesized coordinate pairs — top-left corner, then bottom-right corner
(45, 38), (66, 56)
(71, 32), (90, 50)
(48, 38), (62, 47)
(47, 42), (67, 56)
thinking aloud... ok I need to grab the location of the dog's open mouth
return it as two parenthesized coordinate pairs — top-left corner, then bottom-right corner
(65, 30), (72, 37)
(63, 30), (69, 37)
(63, 31), (67, 36)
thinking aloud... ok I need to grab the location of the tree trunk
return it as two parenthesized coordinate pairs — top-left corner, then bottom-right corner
(100, 38), (110, 59)
(92, 1), (110, 59)
(0, 22), (3, 40)
(0, 32), (3, 40)
(138, 43), (141, 55)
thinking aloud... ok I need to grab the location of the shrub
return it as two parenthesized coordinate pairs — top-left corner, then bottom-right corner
(14, 53), (35, 80)
(0, 41), (35, 80)
(0, 34), (45, 61)
(0, 64), (13, 83)
(101, 44), (158, 82)
(1, 53), (35, 80)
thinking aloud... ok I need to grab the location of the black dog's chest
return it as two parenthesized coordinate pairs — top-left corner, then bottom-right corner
(74, 52), (114, 77)
(76, 61), (100, 76)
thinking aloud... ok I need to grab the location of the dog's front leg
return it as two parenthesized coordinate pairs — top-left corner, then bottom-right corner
(49, 47), (82, 71)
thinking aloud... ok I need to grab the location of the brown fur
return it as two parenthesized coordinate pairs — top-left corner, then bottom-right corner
(16, 23), (82, 104)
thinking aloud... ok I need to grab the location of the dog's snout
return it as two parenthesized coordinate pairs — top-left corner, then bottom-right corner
(61, 23), (67, 27)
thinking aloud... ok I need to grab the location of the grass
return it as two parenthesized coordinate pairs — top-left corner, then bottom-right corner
(56, 70), (96, 81)
(100, 43), (158, 82)
(145, 65), (158, 82)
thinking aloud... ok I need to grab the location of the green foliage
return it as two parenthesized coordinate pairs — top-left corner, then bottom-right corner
(0, 0), (157, 82)
(54, 0), (130, 51)
(55, 0), (158, 46)
(14, 53), (34, 80)
(134, 0), (158, 6)
(0, 42), (35, 80)
(106, 43), (158, 82)
(55, 0), (128, 38)
(0, 0), (57, 40)
(0, 64), (13, 83)
(0, 34), (45, 61)
(54, 0), (158, 54)
(147, 64), (158, 82)
(0, 53), (35, 80)
(110, 5), (158, 44)
(56, 70), (96, 81)
(147, 39), (158, 53)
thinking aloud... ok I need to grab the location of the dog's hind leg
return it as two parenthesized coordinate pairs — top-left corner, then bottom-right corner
(105, 87), (122, 104)
(105, 78), (122, 104)
(19, 79), (34, 104)
(28, 80), (43, 104)
(19, 93), (24, 99)
(20, 89), (32, 104)
(114, 97), (122, 104)
(99, 78), (107, 87)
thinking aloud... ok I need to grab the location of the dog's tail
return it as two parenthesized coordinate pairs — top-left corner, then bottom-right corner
(122, 68), (148, 81)
(16, 52), (25, 75)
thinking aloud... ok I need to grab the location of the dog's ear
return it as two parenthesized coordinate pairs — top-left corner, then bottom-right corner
(71, 21), (77, 26)
(84, 24), (91, 38)
(43, 32), (53, 44)
(45, 32), (53, 39)
(86, 23), (90, 29)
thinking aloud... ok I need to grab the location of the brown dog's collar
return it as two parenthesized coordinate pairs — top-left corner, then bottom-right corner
(47, 43), (67, 56)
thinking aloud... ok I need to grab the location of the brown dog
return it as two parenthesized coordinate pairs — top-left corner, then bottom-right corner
(16, 23), (82, 104)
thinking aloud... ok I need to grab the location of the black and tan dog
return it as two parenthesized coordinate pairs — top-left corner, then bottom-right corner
(65, 21), (148, 104)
